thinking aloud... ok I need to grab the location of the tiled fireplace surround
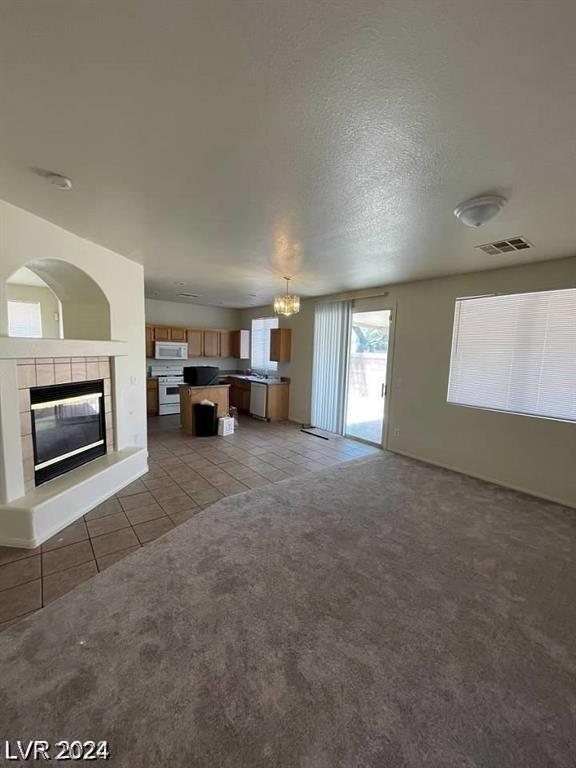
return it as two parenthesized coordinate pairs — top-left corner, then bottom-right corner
(17, 357), (114, 494)
(0, 342), (151, 551)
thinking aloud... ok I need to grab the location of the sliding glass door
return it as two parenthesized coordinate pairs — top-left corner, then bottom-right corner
(344, 309), (391, 445)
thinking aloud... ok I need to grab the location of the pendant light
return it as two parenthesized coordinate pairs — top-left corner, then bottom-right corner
(274, 277), (300, 316)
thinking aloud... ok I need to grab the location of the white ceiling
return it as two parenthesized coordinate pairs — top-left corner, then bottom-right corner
(1, 0), (576, 308)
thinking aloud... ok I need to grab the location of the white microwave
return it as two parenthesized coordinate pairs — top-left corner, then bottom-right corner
(154, 341), (188, 360)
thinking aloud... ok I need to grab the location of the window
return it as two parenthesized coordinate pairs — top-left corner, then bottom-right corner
(251, 317), (279, 372)
(447, 288), (576, 422)
(8, 301), (43, 338)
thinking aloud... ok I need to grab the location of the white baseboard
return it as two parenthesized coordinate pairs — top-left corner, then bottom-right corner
(388, 447), (575, 510)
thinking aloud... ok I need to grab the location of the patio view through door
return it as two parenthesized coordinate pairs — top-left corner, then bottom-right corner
(344, 309), (391, 445)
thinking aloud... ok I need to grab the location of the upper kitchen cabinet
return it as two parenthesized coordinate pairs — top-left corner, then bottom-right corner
(186, 328), (203, 357)
(220, 330), (232, 358)
(169, 327), (187, 342)
(231, 329), (250, 360)
(203, 330), (220, 357)
(154, 326), (171, 341)
(146, 323), (250, 359)
(145, 325), (155, 358)
(270, 328), (291, 362)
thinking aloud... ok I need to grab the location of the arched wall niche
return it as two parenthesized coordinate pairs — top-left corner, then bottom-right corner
(5, 258), (111, 341)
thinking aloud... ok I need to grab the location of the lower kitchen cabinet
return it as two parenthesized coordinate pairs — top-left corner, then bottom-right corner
(146, 378), (159, 416)
(228, 378), (289, 420)
(229, 378), (251, 412)
(266, 383), (289, 421)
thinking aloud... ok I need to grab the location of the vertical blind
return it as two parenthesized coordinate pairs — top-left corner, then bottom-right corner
(8, 300), (43, 338)
(311, 300), (352, 433)
(447, 288), (576, 422)
(251, 317), (279, 372)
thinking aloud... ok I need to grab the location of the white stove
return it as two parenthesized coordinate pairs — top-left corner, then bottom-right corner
(150, 365), (184, 416)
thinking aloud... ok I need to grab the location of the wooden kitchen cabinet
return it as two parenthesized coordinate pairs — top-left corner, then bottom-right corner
(145, 326), (155, 358)
(186, 328), (203, 357)
(146, 378), (159, 416)
(153, 326), (171, 341)
(203, 330), (220, 358)
(230, 329), (250, 360)
(169, 327), (187, 342)
(219, 330), (232, 358)
(270, 328), (292, 363)
(146, 322), (249, 359)
(228, 378), (251, 412)
(267, 383), (290, 421)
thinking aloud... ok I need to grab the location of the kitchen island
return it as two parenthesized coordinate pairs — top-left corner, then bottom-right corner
(179, 384), (230, 435)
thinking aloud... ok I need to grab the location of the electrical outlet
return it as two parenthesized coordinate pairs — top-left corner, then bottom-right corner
(393, 428), (400, 437)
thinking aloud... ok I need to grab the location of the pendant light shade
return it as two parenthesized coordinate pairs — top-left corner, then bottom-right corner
(274, 277), (300, 316)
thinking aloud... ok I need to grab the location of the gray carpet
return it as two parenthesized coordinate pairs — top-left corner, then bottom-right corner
(1, 452), (575, 767)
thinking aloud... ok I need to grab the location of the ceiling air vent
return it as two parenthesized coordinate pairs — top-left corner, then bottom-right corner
(475, 236), (533, 256)
(178, 292), (200, 298)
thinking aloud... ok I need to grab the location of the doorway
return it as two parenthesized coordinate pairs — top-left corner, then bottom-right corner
(344, 309), (391, 445)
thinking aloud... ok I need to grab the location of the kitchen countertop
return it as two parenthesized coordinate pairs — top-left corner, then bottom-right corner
(180, 383), (230, 390)
(226, 375), (286, 385)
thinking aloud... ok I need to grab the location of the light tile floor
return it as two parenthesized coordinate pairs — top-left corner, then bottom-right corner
(0, 415), (379, 630)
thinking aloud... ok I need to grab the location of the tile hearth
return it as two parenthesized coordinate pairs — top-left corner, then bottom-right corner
(0, 416), (379, 630)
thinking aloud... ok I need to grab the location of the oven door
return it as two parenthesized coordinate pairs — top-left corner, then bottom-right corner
(158, 380), (182, 414)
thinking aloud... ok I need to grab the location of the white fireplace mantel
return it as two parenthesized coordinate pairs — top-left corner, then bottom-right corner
(0, 337), (129, 359)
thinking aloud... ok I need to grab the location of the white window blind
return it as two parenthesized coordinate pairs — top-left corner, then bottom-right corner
(447, 288), (576, 422)
(311, 300), (352, 433)
(251, 317), (278, 372)
(8, 301), (43, 338)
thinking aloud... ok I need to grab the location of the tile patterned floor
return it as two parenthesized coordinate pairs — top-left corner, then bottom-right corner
(0, 416), (379, 631)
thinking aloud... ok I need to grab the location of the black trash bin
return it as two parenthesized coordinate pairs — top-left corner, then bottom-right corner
(194, 403), (219, 437)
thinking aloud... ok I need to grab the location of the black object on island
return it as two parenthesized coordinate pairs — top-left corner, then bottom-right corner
(183, 366), (219, 386)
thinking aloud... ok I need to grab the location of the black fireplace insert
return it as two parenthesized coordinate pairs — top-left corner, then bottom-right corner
(30, 379), (107, 486)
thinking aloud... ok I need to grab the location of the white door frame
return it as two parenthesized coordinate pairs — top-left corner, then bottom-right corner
(342, 301), (397, 449)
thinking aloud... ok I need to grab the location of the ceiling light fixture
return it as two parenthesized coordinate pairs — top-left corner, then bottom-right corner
(47, 172), (73, 191)
(274, 277), (300, 316)
(454, 194), (507, 228)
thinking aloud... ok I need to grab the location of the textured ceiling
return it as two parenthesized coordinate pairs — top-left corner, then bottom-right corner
(1, 0), (576, 308)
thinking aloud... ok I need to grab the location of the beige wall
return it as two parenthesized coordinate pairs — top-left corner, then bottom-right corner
(145, 298), (241, 329)
(6, 283), (61, 338)
(240, 256), (576, 507)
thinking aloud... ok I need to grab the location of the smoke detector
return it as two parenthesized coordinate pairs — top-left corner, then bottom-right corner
(47, 172), (73, 191)
(454, 195), (507, 227)
(475, 236), (533, 255)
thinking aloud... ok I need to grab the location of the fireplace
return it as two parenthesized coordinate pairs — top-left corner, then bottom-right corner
(31, 379), (107, 486)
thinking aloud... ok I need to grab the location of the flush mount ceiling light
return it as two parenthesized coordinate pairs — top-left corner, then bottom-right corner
(274, 277), (300, 316)
(454, 194), (507, 228)
(46, 172), (73, 191)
